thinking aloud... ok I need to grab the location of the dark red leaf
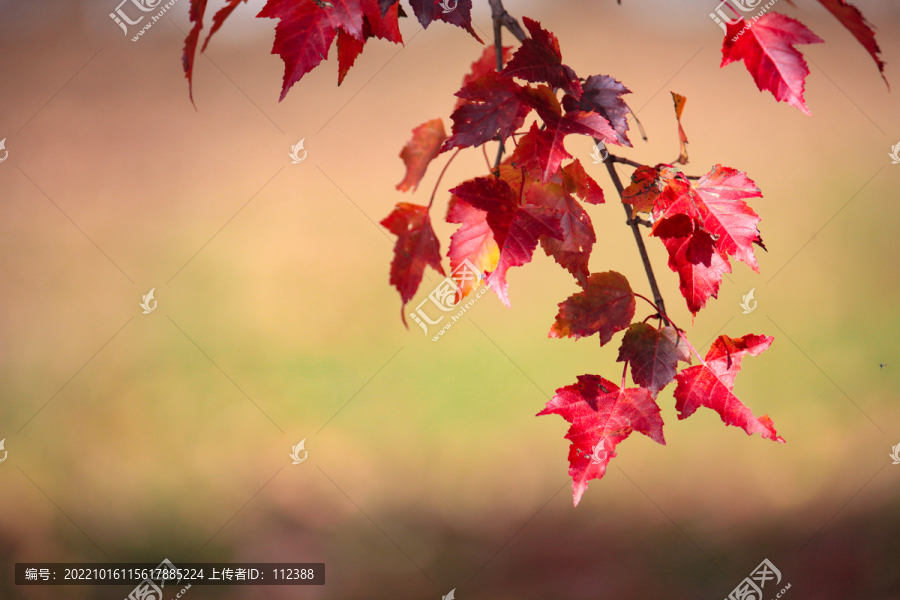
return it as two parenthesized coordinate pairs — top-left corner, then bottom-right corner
(527, 184), (596, 286)
(537, 374), (665, 506)
(501, 17), (582, 97)
(550, 271), (635, 345)
(817, 0), (887, 88)
(443, 72), (532, 151)
(617, 323), (691, 397)
(456, 45), (514, 109)
(674, 334), (784, 442)
(182, 0), (209, 104)
(561, 74), (632, 146)
(562, 160), (605, 205)
(201, 0), (247, 53)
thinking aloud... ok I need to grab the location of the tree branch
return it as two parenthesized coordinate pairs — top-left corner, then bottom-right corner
(488, 0), (527, 42)
(602, 155), (668, 316)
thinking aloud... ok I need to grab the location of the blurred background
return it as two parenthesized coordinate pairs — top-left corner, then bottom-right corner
(1, 0), (899, 598)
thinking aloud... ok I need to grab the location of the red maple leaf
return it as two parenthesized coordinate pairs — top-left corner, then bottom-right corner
(381, 203), (445, 326)
(456, 45), (514, 109)
(817, 0), (887, 88)
(396, 119), (448, 192)
(655, 216), (732, 316)
(443, 72), (532, 152)
(407, 0), (482, 42)
(562, 160), (605, 205)
(449, 175), (562, 307)
(674, 334), (784, 442)
(561, 74), (633, 146)
(526, 183), (596, 286)
(721, 13), (824, 115)
(617, 323), (691, 397)
(501, 17), (582, 97)
(549, 271), (635, 345)
(537, 374), (665, 506)
(182, 0), (210, 104)
(446, 196), (499, 301)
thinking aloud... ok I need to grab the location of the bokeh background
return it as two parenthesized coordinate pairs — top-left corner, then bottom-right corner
(1, 0), (899, 598)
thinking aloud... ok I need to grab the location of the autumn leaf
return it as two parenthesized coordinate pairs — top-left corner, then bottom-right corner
(562, 159), (604, 206)
(721, 13), (824, 115)
(443, 72), (532, 152)
(671, 92), (689, 165)
(550, 271), (635, 345)
(381, 203), (445, 326)
(408, 0), (483, 42)
(456, 45), (514, 109)
(501, 17), (582, 97)
(337, 28), (367, 84)
(537, 374), (665, 506)
(201, 0), (248, 53)
(562, 74), (633, 146)
(817, 0), (887, 88)
(617, 323), (691, 397)
(654, 166), (764, 272)
(622, 166), (665, 215)
(182, 0), (210, 104)
(450, 175), (562, 306)
(674, 334), (784, 442)
(527, 183), (596, 286)
(656, 218), (732, 316)
(446, 197), (499, 301)
(397, 119), (447, 192)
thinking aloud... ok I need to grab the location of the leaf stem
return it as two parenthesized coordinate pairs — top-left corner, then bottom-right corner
(428, 148), (462, 210)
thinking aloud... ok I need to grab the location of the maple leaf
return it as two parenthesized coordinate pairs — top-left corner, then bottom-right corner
(656, 217), (732, 316)
(655, 166), (764, 271)
(674, 334), (784, 442)
(442, 72), (532, 152)
(561, 74), (633, 146)
(337, 0), (403, 83)
(537, 374), (665, 506)
(449, 175), (562, 307)
(721, 13), (824, 115)
(397, 119), (448, 192)
(182, 0), (210, 104)
(671, 92), (689, 165)
(525, 182), (596, 286)
(617, 323), (691, 397)
(622, 166), (667, 215)
(201, 0), (248, 53)
(550, 271), (635, 345)
(501, 17), (582, 97)
(562, 160), (604, 206)
(408, 0), (483, 42)
(817, 0), (887, 88)
(381, 202), (445, 326)
(337, 28), (367, 84)
(456, 45), (514, 110)
(446, 197), (499, 301)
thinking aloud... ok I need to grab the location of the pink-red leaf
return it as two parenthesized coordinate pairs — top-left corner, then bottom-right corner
(562, 159), (605, 205)
(674, 334), (784, 442)
(528, 185), (595, 286)
(617, 323), (691, 397)
(657, 219), (732, 316)
(501, 17), (582, 97)
(397, 119), (448, 192)
(537, 374), (665, 506)
(381, 203), (445, 326)
(446, 197), (499, 302)
(721, 13), (824, 115)
(550, 271), (635, 345)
